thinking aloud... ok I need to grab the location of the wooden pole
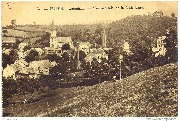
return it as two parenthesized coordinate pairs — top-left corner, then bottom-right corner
(77, 42), (80, 69)
(119, 49), (120, 81)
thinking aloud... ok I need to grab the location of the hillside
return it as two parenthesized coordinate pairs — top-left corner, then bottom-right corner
(33, 15), (177, 48)
(106, 15), (177, 48)
(2, 15), (177, 49)
(4, 63), (177, 117)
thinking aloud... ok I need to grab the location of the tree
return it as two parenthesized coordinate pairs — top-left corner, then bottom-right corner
(25, 49), (39, 63)
(34, 32), (50, 48)
(79, 50), (86, 61)
(12, 39), (21, 49)
(2, 53), (11, 68)
(2, 49), (19, 68)
(43, 54), (62, 62)
(9, 49), (18, 64)
(171, 13), (175, 18)
(62, 52), (69, 61)
(91, 58), (99, 69)
(62, 43), (70, 51)
(11, 19), (16, 29)
(165, 28), (177, 63)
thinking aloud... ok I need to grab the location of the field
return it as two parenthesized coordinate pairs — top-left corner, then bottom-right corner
(2, 28), (45, 38)
(3, 63), (178, 117)
(2, 26), (48, 46)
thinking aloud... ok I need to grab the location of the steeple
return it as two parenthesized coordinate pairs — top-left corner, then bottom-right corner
(52, 20), (54, 31)
(51, 20), (56, 37)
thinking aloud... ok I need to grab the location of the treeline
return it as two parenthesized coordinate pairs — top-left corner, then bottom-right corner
(4, 15), (177, 50)
(34, 15), (177, 49)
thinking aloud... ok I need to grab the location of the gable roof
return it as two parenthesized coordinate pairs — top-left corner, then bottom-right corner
(29, 60), (56, 69)
(84, 50), (108, 63)
(8, 63), (22, 72)
(14, 59), (29, 67)
(56, 37), (72, 43)
(79, 42), (91, 49)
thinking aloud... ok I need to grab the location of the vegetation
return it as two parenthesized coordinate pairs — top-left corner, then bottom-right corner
(2, 15), (177, 117)
(25, 49), (39, 62)
(3, 63), (177, 116)
(2, 49), (18, 68)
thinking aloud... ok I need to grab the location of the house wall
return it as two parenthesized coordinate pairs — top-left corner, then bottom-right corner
(3, 65), (16, 79)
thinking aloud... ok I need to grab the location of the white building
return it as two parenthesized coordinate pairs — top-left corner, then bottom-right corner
(3, 59), (56, 79)
(85, 48), (108, 64)
(77, 42), (91, 55)
(50, 37), (74, 49)
(152, 36), (167, 57)
(29, 60), (56, 78)
(3, 64), (17, 80)
(45, 21), (74, 55)
(3, 59), (29, 79)
(123, 41), (131, 54)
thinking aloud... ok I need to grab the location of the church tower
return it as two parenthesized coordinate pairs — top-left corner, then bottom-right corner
(102, 29), (106, 48)
(50, 20), (57, 48)
(51, 20), (57, 37)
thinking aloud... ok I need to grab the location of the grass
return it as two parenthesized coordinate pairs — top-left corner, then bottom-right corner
(2, 29), (44, 38)
(3, 63), (178, 117)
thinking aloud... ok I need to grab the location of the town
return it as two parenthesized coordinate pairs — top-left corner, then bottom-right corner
(2, 15), (177, 83)
(2, 6), (178, 117)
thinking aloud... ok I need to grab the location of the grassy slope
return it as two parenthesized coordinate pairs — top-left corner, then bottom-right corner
(4, 63), (177, 117)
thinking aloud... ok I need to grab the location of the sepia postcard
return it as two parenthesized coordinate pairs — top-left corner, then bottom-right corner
(1, 0), (178, 119)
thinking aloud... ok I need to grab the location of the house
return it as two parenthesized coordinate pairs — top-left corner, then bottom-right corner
(77, 42), (91, 54)
(3, 64), (16, 79)
(85, 48), (108, 64)
(123, 41), (131, 54)
(3, 59), (29, 79)
(83, 28), (110, 64)
(152, 36), (167, 57)
(32, 48), (44, 55)
(3, 48), (11, 55)
(3, 59), (57, 79)
(14, 59), (29, 74)
(18, 48), (44, 60)
(3, 64), (21, 80)
(14, 59), (29, 67)
(28, 60), (56, 78)
(152, 10), (163, 17)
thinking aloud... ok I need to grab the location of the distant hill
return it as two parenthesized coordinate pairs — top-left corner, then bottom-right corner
(5, 63), (177, 116)
(2, 15), (176, 49)
(106, 15), (177, 48)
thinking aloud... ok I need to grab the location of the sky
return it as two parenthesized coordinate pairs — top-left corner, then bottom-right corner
(1, 1), (178, 26)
